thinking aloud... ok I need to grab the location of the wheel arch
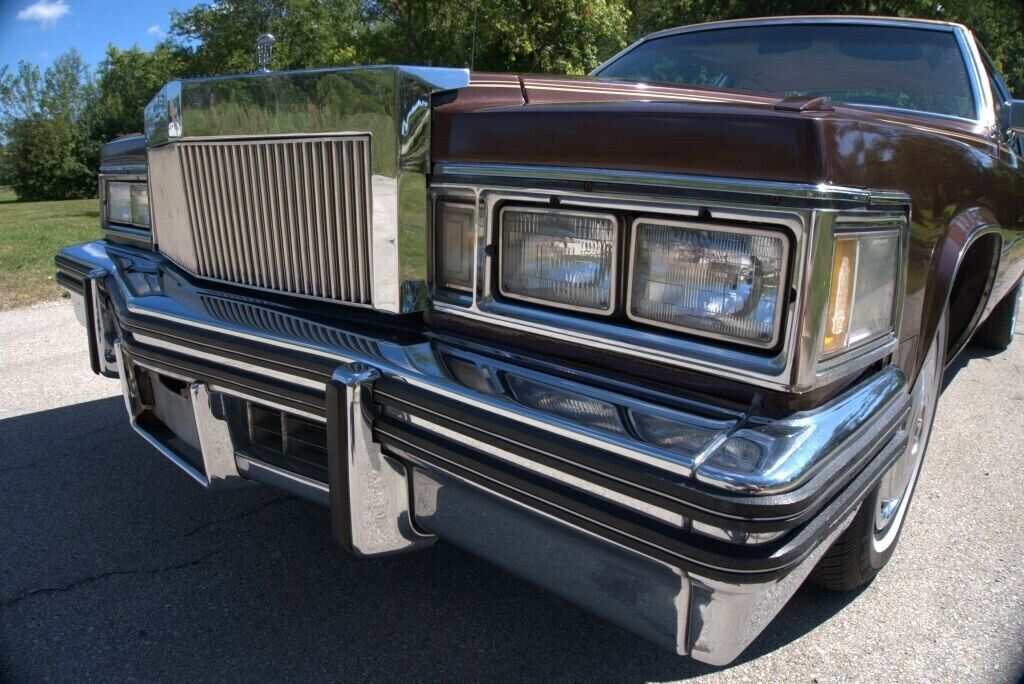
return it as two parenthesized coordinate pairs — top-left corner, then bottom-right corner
(920, 209), (1002, 371)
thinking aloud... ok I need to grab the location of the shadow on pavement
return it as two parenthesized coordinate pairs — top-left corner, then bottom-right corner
(0, 396), (867, 681)
(942, 339), (1006, 389)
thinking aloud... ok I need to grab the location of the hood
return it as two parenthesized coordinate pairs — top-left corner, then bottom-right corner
(431, 73), (838, 185)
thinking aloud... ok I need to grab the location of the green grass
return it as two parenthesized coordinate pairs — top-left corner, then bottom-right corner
(0, 187), (101, 310)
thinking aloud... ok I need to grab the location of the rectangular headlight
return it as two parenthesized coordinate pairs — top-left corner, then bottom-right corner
(500, 207), (617, 314)
(822, 231), (899, 356)
(435, 201), (475, 292)
(130, 184), (150, 227)
(107, 182), (133, 224)
(628, 219), (788, 347)
(106, 181), (150, 228)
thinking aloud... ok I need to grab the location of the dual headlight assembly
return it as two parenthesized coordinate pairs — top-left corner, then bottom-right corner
(105, 180), (151, 229)
(435, 202), (899, 356)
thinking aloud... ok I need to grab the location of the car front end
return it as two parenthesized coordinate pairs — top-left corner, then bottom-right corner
(57, 59), (921, 665)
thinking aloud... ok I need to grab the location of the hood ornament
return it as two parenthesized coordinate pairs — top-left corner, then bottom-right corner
(254, 33), (275, 72)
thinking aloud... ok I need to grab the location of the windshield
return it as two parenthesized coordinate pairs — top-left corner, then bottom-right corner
(596, 24), (977, 120)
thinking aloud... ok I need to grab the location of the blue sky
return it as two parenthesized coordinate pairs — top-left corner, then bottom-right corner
(0, 0), (200, 73)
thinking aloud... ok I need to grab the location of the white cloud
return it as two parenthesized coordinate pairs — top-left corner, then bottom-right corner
(147, 24), (164, 37)
(16, 0), (70, 29)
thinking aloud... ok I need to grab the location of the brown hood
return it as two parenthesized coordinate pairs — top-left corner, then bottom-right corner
(431, 74), (837, 185)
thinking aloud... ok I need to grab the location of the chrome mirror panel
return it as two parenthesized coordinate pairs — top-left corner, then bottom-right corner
(144, 66), (470, 313)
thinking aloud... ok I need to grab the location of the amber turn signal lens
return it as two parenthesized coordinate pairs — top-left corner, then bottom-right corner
(823, 238), (858, 354)
(822, 232), (899, 356)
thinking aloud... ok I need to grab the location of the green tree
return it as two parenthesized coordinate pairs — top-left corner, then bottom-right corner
(361, 0), (630, 74)
(0, 49), (97, 201)
(2, 114), (94, 200)
(86, 44), (185, 143)
(168, 0), (363, 75)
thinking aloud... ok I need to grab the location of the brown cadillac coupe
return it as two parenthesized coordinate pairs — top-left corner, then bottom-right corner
(56, 16), (1024, 664)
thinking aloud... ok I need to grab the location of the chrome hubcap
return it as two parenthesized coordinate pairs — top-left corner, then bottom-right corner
(873, 325), (942, 551)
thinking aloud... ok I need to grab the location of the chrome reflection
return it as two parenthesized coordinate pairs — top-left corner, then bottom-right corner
(438, 349), (734, 464)
(144, 66), (470, 313)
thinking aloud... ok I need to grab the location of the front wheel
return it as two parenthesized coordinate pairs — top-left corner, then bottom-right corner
(809, 313), (946, 592)
(973, 282), (1021, 351)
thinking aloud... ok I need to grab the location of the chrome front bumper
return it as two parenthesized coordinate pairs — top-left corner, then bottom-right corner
(57, 241), (911, 665)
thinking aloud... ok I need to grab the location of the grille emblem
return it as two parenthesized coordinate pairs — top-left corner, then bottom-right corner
(255, 33), (275, 72)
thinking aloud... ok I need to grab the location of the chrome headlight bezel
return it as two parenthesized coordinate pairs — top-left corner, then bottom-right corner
(426, 174), (908, 394)
(625, 217), (791, 349)
(101, 175), (151, 230)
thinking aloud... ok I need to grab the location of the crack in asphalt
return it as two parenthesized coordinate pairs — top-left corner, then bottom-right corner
(1, 498), (293, 610)
(174, 495), (291, 539)
(0, 549), (224, 610)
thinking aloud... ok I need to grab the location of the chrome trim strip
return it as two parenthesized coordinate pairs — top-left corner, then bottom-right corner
(393, 437), (761, 577)
(130, 333), (326, 391)
(384, 405), (688, 527)
(433, 162), (911, 205)
(235, 455), (330, 506)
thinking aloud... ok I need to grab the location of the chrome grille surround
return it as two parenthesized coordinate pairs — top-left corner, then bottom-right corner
(149, 135), (373, 306)
(143, 66), (471, 313)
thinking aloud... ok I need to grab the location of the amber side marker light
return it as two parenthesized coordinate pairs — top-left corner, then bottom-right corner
(822, 232), (900, 357)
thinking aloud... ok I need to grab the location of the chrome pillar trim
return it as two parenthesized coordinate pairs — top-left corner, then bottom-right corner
(330, 362), (435, 557)
(235, 455), (330, 506)
(189, 382), (248, 490)
(684, 508), (856, 666)
(115, 343), (209, 488)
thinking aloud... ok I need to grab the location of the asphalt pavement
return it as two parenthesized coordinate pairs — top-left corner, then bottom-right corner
(2, 299), (1023, 682)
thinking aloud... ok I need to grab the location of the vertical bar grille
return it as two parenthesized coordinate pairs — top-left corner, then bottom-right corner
(155, 135), (373, 305)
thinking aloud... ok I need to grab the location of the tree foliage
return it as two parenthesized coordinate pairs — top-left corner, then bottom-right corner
(169, 0), (363, 74)
(0, 50), (96, 200)
(1, 0), (1022, 201)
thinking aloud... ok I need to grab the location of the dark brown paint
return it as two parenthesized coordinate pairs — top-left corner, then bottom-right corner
(431, 73), (1024, 397)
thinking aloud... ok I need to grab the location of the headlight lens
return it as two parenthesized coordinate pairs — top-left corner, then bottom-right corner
(130, 184), (150, 227)
(628, 220), (788, 347)
(435, 202), (475, 292)
(106, 181), (150, 228)
(822, 231), (899, 355)
(500, 207), (617, 314)
(107, 182), (133, 224)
